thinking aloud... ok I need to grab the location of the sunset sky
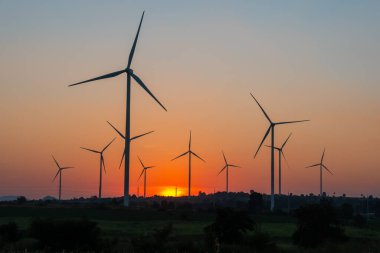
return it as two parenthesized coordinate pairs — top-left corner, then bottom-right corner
(0, 1), (379, 199)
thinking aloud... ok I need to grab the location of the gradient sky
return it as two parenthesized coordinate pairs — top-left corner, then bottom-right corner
(0, 1), (379, 199)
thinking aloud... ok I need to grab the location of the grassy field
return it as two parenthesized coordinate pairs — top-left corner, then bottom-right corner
(0, 206), (379, 252)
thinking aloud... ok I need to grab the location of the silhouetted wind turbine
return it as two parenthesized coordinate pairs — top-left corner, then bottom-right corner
(81, 138), (115, 199)
(172, 131), (205, 197)
(107, 121), (153, 170)
(52, 155), (73, 201)
(306, 149), (333, 197)
(217, 151), (240, 193)
(68, 12), (167, 207)
(251, 93), (309, 211)
(137, 156), (155, 198)
(265, 133), (292, 195)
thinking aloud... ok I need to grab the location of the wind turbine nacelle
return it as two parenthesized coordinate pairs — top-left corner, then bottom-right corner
(126, 68), (134, 75)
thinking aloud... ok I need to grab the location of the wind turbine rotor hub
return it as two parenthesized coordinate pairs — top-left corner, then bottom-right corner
(126, 68), (134, 75)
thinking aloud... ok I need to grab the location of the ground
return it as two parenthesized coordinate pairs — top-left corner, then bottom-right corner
(0, 205), (379, 252)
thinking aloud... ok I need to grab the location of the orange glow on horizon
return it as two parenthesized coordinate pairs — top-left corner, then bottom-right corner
(159, 186), (185, 197)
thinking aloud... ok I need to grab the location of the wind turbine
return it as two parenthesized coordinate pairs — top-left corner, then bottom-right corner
(137, 156), (155, 198)
(68, 12), (167, 207)
(250, 93), (309, 211)
(80, 137), (116, 199)
(265, 133), (292, 195)
(52, 155), (73, 201)
(172, 131), (205, 197)
(306, 149), (333, 197)
(217, 151), (240, 193)
(107, 121), (153, 170)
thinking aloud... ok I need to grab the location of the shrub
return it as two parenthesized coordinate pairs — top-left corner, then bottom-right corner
(292, 201), (347, 248)
(29, 218), (101, 251)
(352, 214), (367, 228)
(339, 203), (354, 220)
(249, 191), (264, 214)
(248, 232), (277, 252)
(0, 222), (20, 243)
(204, 207), (255, 246)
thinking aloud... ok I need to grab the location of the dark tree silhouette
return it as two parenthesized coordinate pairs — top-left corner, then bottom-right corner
(249, 190), (264, 213)
(292, 201), (347, 248)
(204, 207), (255, 245)
(29, 218), (101, 251)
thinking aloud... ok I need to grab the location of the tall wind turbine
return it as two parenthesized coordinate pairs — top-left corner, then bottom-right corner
(107, 121), (154, 170)
(137, 156), (155, 198)
(265, 133), (292, 195)
(306, 149), (333, 197)
(52, 155), (73, 201)
(68, 12), (167, 207)
(217, 151), (240, 193)
(250, 93), (309, 211)
(81, 138), (116, 199)
(172, 131), (205, 197)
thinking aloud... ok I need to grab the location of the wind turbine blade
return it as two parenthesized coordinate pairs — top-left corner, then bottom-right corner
(61, 167), (74, 170)
(102, 156), (106, 174)
(102, 137), (116, 152)
(52, 170), (60, 182)
(281, 133), (292, 149)
(171, 151), (189, 161)
(275, 120), (310, 125)
(68, 70), (125, 87)
(189, 131), (192, 150)
(128, 11), (145, 68)
(217, 165), (227, 175)
(250, 93), (272, 123)
(191, 151), (205, 162)
(305, 163), (320, 168)
(51, 155), (60, 169)
(138, 168), (145, 180)
(146, 166), (155, 169)
(321, 148), (326, 163)
(281, 151), (291, 169)
(130, 130), (154, 141)
(130, 73), (167, 111)
(228, 164), (240, 168)
(107, 121), (125, 139)
(254, 126), (271, 158)
(264, 145), (280, 150)
(138, 156), (145, 168)
(118, 148), (125, 170)
(80, 147), (100, 154)
(322, 164), (333, 175)
(222, 151), (227, 165)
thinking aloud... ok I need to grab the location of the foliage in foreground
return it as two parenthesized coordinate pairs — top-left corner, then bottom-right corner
(293, 200), (347, 248)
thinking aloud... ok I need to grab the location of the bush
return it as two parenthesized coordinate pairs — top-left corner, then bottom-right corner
(248, 232), (277, 252)
(204, 207), (255, 248)
(352, 214), (367, 228)
(339, 203), (354, 220)
(249, 191), (264, 213)
(0, 222), (20, 244)
(292, 201), (347, 248)
(29, 218), (101, 251)
(131, 223), (174, 252)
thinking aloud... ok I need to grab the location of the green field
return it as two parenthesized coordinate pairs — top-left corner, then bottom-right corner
(0, 206), (379, 252)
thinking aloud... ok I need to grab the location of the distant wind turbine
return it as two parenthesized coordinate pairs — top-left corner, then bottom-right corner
(52, 155), (73, 201)
(306, 149), (333, 197)
(250, 93), (309, 211)
(137, 156), (155, 198)
(68, 12), (167, 207)
(107, 121), (153, 170)
(81, 138), (116, 199)
(265, 133), (292, 195)
(217, 151), (240, 193)
(172, 131), (205, 197)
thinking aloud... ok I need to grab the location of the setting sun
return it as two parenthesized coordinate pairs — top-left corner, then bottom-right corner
(159, 186), (185, 197)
